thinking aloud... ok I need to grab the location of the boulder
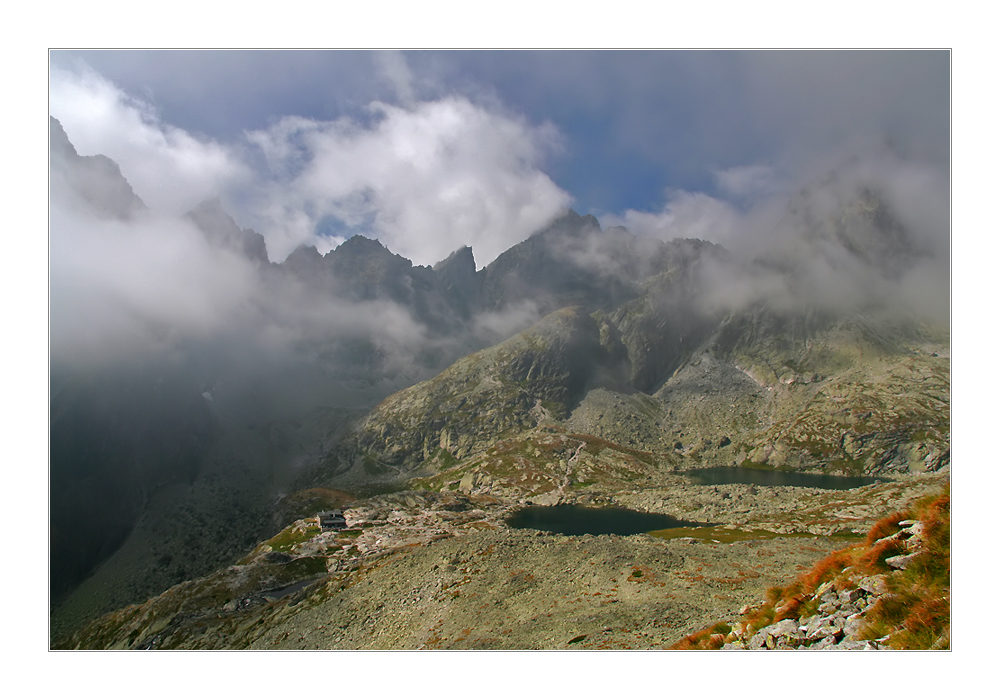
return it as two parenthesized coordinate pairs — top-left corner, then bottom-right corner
(885, 552), (919, 570)
(855, 574), (888, 595)
(838, 588), (865, 606)
(843, 613), (866, 640)
(804, 615), (844, 642)
(750, 618), (804, 649)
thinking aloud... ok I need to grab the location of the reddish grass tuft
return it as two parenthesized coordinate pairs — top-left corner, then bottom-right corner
(798, 548), (857, 591)
(668, 622), (732, 650)
(667, 486), (950, 650)
(865, 510), (908, 546)
(904, 596), (949, 635)
(859, 537), (909, 572)
(775, 593), (809, 621)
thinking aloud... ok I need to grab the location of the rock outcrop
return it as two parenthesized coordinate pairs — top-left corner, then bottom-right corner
(50, 116), (146, 220)
(185, 198), (269, 266)
(674, 488), (950, 650)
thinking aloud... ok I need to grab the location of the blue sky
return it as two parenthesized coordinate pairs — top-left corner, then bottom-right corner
(48, 50), (949, 267)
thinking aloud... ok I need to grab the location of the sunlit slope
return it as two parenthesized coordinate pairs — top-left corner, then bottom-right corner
(569, 308), (949, 474)
(307, 299), (948, 494)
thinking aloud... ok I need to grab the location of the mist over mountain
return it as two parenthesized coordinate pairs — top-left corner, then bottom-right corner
(49, 109), (948, 642)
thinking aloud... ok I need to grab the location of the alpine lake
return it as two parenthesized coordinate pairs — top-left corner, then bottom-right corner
(505, 466), (884, 542)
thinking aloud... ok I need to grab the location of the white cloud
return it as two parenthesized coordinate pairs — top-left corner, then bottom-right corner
(374, 50), (417, 106)
(49, 66), (250, 215)
(50, 62), (571, 268)
(245, 97), (571, 266)
(49, 204), (260, 368)
(602, 190), (742, 246)
(713, 164), (780, 200)
(598, 147), (948, 326)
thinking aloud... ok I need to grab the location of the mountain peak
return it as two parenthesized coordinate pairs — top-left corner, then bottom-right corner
(332, 234), (391, 257)
(50, 116), (78, 160)
(434, 245), (476, 272)
(50, 116), (146, 220)
(531, 209), (602, 240)
(185, 199), (270, 266)
(281, 243), (325, 276)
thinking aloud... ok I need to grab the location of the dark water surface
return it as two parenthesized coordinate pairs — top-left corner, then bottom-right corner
(681, 466), (886, 490)
(506, 504), (712, 536)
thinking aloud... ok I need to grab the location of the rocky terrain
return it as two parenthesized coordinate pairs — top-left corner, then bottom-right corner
(55, 468), (947, 650)
(675, 486), (950, 650)
(50, 120), (949, 649)
(311, 300), (949, 501)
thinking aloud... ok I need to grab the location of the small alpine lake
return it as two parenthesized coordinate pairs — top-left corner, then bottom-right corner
(680, 466), (887, 490)
(504, 504), (868, 542)
(505, 504), (712, 536)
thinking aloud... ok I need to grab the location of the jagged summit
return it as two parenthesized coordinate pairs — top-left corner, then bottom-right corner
(531, 209), (601, 238)
(186, 198), (270, 266)
(433, 245), (476, 273)
(760, 180), (939, 300)
(50, 116), (146, 220)
(49, 115), (79, 160)
(433, 246), (480, 316)
(281, 243), (325, 276)
(331, 233), (395, 257)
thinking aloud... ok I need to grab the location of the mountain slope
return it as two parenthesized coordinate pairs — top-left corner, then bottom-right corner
(318, 305), (622, 484)
(50, 126), (948, 648)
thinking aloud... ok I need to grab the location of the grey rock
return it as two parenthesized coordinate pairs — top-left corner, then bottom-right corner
(747, 630), (768, 649)
(753, 618), (805, 649)
(818, 600), (839, 615)
(901, 521), (926, 548)
(885, 553), (918, 570)
(802, 615), (827, 640)
(856, 575), (888, 595)
(843, 613), (866, 640)
(818, 582), (838, 603)
(770, 618), (802, 638)
(808, 636), (837, 650)
(834, 640), (878, 650)
(806, 616), (844, 641)
(839, 588), (865, 606)
(798, 614), (821, 632)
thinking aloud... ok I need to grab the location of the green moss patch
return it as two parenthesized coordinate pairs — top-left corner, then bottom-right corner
(266, 523), (321, 553)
